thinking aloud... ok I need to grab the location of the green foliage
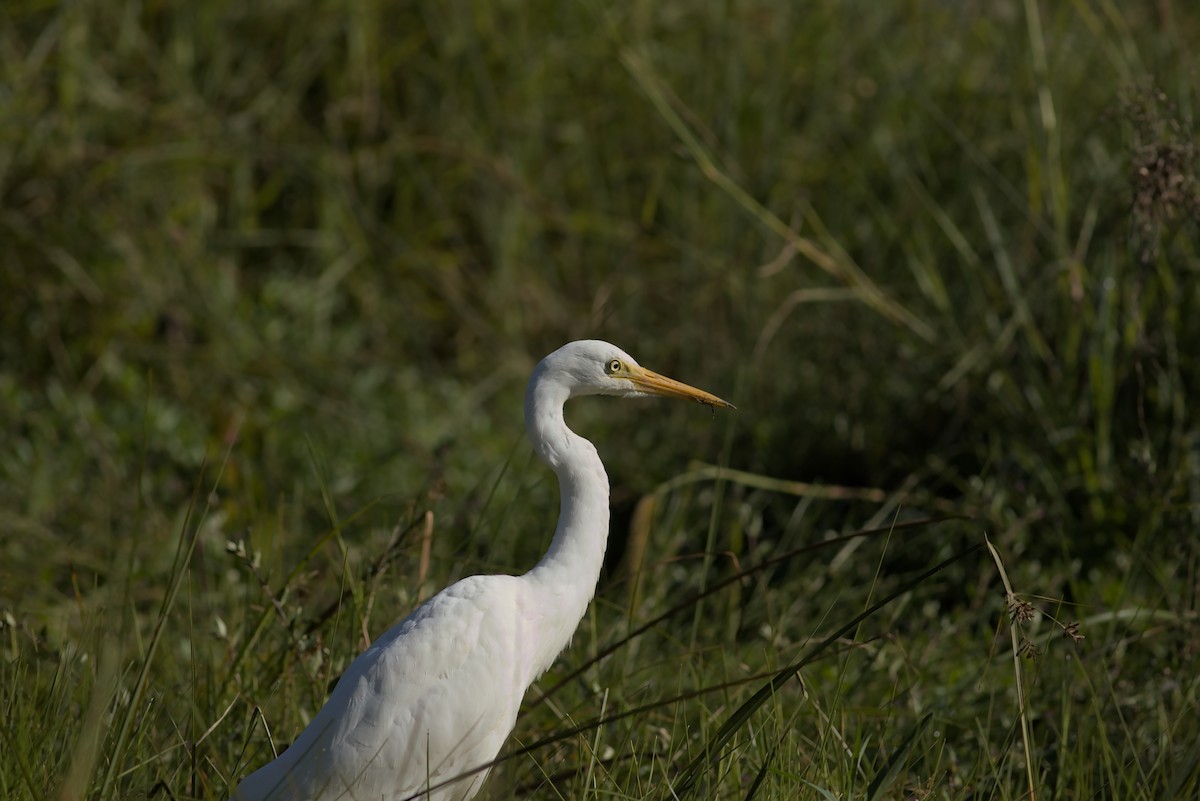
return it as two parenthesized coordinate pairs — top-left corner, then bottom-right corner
(2, 0), (1199, 799)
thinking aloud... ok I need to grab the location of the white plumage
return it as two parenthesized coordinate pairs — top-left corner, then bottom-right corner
(231, 340), (732, 801)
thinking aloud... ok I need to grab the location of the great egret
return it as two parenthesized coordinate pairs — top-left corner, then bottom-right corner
(231, 340), (733, 801)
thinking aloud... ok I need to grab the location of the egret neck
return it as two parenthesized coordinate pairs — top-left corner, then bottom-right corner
(522, 371), (611, 680)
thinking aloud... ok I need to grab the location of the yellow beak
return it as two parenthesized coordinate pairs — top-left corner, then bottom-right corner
(627, 366), (735, 409)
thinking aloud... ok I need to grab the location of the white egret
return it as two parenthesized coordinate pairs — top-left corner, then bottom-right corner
(231, 340), (733, 801)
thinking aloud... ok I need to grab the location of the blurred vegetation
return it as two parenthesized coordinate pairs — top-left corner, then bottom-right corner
(1, 0), (1199, 799)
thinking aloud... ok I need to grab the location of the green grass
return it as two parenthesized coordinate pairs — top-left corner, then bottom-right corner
(2, 0), (1199, 798)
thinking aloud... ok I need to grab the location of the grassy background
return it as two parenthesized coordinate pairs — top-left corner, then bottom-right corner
(2, 0), (1199, 798)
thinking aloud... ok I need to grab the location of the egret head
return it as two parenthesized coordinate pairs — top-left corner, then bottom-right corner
(535, 340), (734, 408)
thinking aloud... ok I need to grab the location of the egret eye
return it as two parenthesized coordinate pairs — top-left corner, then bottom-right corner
(607, 359), (622, 374)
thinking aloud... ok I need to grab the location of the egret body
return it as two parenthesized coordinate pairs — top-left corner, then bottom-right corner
(231, 340), (732, 801)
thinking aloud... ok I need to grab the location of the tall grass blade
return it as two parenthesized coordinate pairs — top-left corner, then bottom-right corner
(671, 542), (983, 798)
(620, 48), (935, 342)
(864, 713), (932, 801)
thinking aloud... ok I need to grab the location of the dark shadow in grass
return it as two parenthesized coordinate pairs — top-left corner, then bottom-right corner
(524, 515), (967, 715)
